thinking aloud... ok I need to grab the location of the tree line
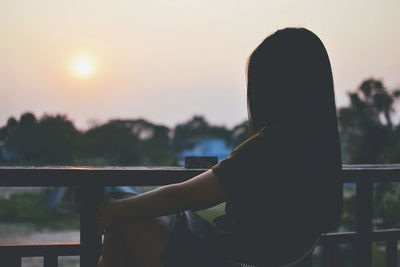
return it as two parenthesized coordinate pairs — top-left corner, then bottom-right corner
(0, 114), (248, 166)
(338, 79), (400, 164)
(0, 78), (399, 166)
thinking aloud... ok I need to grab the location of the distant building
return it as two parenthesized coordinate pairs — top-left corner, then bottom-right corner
(177, 138), (233, 166)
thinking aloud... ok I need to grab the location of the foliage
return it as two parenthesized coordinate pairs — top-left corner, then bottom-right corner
(0, 191), (80, 230)
(373, 182), (400, 229)
(338, 78), (400, 163)
(0, 113), (249, 166)
(2, 113), (81, 165)
(378, 125), (400, 163)
(80, 120), (141, 165)
(371, 242), (388, 267)
(196, 203), (225, 224)
(172, 116), (233, 152)
(341, 186), (356, 230)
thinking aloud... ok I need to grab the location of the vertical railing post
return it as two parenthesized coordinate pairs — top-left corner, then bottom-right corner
(44, 254), (58, 267)
(80, 184), (104, 267)
(386, 239), (398, 267)
(355, 178), (373, 267)
(3, 255), (21, 267)
(327, 243), (340, 267)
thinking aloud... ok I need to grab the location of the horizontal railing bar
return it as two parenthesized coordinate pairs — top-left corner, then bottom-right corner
(319, 229), (400, 245)
(1, 165), (400, 187)
(0, 243), (80, 257)
(0, 167), (204, 186)
(2, 229), (400, 255)
(343, 164), (400, 169)
(343, 169), (400, 183)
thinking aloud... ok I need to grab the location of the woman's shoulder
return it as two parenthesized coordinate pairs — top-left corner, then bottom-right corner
(230, 126), (277, 157)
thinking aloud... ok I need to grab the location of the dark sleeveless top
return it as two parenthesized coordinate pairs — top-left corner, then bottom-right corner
(211, 126), (339, 266)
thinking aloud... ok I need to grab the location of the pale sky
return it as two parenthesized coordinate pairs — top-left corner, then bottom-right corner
(1, 0), (399, 129)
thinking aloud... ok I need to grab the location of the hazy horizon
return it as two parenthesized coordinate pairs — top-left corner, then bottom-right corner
(1, 0), (399, 129)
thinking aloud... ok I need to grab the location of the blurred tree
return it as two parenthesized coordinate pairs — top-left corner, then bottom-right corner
(142, 124), (174, 165)
(3, 113), (80, 165)
(6, 112), (41, 163)
(173, 116), (231, 152)
(37, 114), (81, 164)
(341, 192), (356, 230)
(0, 113), (251, 166)
(80, 119), (173, 166)
(6, 117), (18, 128)
(373, 182), (400, 228)
(378, 126), (400, 163)
(0, 117), (19, 164)
(338, 79), (400, 163)
(125, 119), (173, 165)
(81, 120), (140, 165)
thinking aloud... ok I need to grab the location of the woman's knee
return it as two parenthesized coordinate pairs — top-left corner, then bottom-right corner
(116, 217), (170, 253)
(113, 217), (169, 267)
(118, 216), (169, 238)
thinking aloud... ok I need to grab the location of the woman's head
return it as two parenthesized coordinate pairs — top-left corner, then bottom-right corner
(247, 27), (337, 135)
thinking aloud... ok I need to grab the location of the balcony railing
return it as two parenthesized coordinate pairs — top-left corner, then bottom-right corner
(0, 165), (399, 267)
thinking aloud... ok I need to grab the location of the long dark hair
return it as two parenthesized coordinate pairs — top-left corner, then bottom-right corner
(247, 28), (336, 133)
(247, 28), (342, 232)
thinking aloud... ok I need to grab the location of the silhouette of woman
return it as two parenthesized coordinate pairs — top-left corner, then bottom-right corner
(97, 27), (342, 267)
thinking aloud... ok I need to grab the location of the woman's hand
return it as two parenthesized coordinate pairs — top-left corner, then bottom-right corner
(97, 192), (137, 234)
(97, 195), (120, 234)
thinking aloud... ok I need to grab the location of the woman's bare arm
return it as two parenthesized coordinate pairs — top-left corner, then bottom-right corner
(98, 169), (226, 228)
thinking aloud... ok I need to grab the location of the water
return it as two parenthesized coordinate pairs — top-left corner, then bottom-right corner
(0, 222), (80, 266)
(0, 186), (81, 266)
(0, 223), (79, 244)
(0, 186), (147, 266)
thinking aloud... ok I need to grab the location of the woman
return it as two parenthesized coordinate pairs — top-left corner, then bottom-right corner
(97, 27), (342, 267)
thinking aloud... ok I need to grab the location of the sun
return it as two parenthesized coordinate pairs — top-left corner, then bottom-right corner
(73, 58), (94, 77)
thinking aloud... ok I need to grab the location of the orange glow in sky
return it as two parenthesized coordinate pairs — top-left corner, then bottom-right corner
(74, 58), (93, 77)
(69, 55), (97, 80)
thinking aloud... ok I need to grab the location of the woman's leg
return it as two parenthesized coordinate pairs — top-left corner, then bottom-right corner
(98, 192), (139, 267)
(118, 216), (170, 267)
(98, 191), (170, 267)
(98, 225), (138, 267)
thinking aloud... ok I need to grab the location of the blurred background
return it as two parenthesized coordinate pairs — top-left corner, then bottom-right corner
(0, 0), (399, 266)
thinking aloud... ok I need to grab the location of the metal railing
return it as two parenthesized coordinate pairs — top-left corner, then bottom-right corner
(0, 165), (399, 267)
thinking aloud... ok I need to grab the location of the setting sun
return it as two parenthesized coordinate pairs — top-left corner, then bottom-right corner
(72, 58), (95, 78)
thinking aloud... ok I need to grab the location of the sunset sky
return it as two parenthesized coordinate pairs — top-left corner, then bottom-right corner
(1, 0), (399, 129)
